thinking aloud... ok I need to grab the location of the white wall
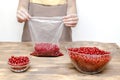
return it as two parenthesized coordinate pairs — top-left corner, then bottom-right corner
(0, 0), (23, 42)
(0, 0), (120, 46)
(72, 0), (120, 46)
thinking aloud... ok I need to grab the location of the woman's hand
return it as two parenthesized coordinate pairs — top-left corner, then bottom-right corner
(63, 14), (78, 27)
(17, 8), (31, 23)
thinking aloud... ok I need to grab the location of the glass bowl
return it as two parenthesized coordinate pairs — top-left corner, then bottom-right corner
(8, 56), (30, 73)
(68, 47), (111, 74)
(8, 63), (30, 73)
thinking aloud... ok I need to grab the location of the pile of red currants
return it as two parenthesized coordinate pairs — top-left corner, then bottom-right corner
(30, 43), (63, 57)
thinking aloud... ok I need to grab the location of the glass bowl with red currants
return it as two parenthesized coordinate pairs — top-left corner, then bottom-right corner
(67, 47), (111, 74)
(8, 56), (30, 73)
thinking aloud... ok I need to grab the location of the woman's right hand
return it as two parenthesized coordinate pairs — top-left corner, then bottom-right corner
(17, 8), (31, 23)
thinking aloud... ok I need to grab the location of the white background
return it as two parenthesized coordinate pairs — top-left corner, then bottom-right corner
(0, 0), (120, 46)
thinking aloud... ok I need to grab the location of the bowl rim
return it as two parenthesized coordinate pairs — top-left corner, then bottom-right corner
(68, 51), (111, 57)
(8, 62), (30, 67)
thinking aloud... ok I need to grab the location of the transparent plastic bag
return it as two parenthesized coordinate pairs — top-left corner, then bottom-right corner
(28, 17), (64, 57)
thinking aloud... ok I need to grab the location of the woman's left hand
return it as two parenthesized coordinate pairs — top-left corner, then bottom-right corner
(63, 14), (79, 27)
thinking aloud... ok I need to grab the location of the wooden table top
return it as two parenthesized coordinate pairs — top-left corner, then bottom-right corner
(0, 41), (120, 80)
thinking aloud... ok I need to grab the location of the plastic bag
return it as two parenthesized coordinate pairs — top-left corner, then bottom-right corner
(28, 17), (64, 57)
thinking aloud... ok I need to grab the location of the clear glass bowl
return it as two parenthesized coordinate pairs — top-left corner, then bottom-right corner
(68, 50), (111, 74)
(8, 63), (30, 73)
(8, 55), (30, 73)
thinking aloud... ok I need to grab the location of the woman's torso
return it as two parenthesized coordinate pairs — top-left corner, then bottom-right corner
(29, 0), (67, 17)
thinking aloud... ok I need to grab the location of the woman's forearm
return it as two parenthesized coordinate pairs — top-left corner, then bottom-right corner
(17, 0), (30, 23)
(67, 0), (77, 15)
(63, 0), (78, 27)
(17, 0), (29, 11)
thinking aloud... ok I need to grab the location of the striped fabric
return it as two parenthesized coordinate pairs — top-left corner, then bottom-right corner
(30, 0), (66, 5)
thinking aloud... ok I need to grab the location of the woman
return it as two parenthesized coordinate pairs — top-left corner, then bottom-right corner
(17, 0), (78, 42)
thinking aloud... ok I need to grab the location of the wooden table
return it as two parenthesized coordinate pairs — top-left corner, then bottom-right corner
(0, 41), (120, 80)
